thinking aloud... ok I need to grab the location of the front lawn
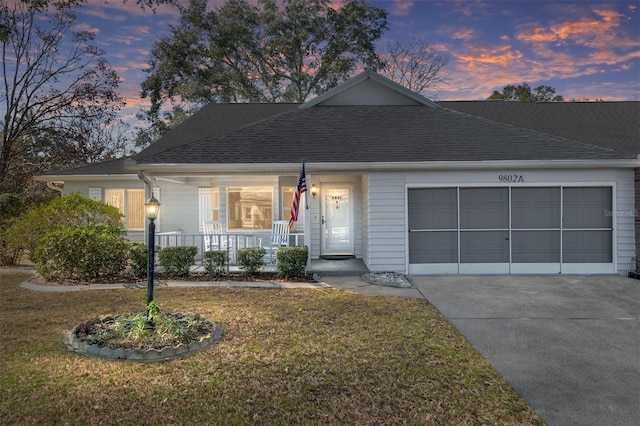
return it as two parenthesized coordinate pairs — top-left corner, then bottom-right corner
(0, 271), (544, 425)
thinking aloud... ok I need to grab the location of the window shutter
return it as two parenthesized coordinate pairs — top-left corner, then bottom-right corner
(199, 188), (211, 231)
(88, 187), (102, 201)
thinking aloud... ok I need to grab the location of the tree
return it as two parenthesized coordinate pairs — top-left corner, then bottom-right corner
(488, 83), (564, 102)
(1, 0), (125, 198)
(380, 37), (448, 97)
(141, 0), (388, 119)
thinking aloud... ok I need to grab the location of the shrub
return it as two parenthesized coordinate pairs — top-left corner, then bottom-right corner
(34, 226), (129, 282)
(276, 246), (309, 278)
(158, 246), (198, 277)
(237, 247), (266, 275)
(129, 243), (149, 278)
(0, 194), (26, 265)
(203, 250), (228, 276)
(9, 192), (123, 258)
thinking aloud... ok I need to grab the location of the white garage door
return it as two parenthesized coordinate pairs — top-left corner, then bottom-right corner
(408, 186), (613, 274)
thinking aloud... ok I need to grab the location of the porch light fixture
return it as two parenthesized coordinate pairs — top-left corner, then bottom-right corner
(310, 184), (318, 198)
(144, 196), (161, 308)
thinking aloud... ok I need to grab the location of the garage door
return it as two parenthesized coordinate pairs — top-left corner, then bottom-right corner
(408, 186), (613, 274)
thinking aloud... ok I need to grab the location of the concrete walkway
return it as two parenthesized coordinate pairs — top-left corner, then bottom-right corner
(13, 270), (640, 426)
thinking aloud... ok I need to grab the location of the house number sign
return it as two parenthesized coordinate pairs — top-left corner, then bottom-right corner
(498, 174), (525, 183)
(331, 195), (343, 210)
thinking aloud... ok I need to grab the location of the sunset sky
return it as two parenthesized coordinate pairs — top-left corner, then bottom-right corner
(33, 0), (640, 128)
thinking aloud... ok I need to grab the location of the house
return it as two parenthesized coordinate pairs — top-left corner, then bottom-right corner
(37, 71), (639, 275)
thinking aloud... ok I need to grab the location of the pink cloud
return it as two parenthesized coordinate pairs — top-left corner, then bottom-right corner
(516, 7), (639, 50)
(451, 28), (474, 41)
(389, 1), (414, 16)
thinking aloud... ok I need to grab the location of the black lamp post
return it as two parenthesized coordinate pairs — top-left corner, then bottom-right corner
(145, 196), (160, 307)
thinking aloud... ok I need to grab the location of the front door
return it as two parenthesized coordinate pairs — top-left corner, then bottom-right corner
(321, 185), (354, 256)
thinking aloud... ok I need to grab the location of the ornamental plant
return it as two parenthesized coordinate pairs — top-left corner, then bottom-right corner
(34, 226), (129, 282)
(128, 242), (149, 278)
(275, 246), (309, 278)
(203, 250), (228, 276)
(237, 247), (266, 275)
(158, 246), (198, 277)
(8, 192), (122, 258)
(0, 193), (26, 265)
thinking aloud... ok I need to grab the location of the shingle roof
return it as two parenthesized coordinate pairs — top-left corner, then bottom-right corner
(44, 158), (132, 176)
(139, 105), (633, 164)
(439, 101), (639, 156)
(134, 103), (298, 161)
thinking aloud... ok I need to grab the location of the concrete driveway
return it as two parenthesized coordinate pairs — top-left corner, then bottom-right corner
(409, 275), (639, 426)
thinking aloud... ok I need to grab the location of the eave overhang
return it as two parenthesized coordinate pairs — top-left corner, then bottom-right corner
(123, 159), (640, 177)
(33, 174), (139, 183)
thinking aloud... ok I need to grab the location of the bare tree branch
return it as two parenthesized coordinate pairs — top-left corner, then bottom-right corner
(380, 37), (449, 98)
(1, 1), (124, 195)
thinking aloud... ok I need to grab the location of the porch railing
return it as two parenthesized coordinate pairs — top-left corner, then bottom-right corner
(155, 231), (305, 265)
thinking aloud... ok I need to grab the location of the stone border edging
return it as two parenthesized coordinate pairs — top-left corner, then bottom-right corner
(64, 323), (223, 363)
(19, 277), (331, 292)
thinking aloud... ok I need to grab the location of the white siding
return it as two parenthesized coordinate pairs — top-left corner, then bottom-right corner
(367, 173), (406, 272)
(366, 168), (636, 275)
(615, 169), (636, 274)
(361, 175), (370, 268)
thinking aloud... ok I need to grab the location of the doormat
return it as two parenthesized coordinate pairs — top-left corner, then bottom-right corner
(320, 255), (355, 260)
(361, 272), (413, 288)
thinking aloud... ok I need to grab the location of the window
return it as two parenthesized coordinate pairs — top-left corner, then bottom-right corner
(227, 187), (273, 231)
(198, 188), (219, 230)
(282, 187), (306, 230)
(105, 189), (145, 230)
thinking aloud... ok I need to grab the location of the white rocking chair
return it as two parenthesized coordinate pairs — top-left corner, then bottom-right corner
(202, 221), (230, 252)
(261, 220), (290, 263)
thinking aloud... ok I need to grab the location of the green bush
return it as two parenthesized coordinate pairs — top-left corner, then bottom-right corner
(0, 194), (26, 265)
(158, 246), (198, 277)
(34, 226), (129, 282)
(203, 250), (228, 276)
(276, 246), (309, 278)
(8, 192), (122, 259)
(129, 243), (149, 278)
(237, 247), (266, 275)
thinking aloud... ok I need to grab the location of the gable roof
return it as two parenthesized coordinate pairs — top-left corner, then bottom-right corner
(38, 72), (639, 179)
(301, 70), (441, 108)
(439, 101), (639, 156)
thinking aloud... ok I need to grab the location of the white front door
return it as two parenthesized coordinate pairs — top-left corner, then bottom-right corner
(321, 185), (354, 256)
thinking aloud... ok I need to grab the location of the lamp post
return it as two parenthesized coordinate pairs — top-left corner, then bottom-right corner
(145, 196), (160, 307)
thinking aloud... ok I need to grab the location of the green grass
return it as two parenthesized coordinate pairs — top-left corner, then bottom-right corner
(0, 271), (545, 425)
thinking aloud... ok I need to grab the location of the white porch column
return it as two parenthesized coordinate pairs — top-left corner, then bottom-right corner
(305, 172), (312, 268)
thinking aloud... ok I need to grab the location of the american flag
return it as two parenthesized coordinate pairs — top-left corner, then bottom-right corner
(289, 163), (307, 229)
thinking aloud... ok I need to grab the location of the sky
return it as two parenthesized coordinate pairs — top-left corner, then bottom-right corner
(37, 0), (640, 130)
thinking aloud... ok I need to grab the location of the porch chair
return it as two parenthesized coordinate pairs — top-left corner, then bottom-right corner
(202, 221), (230, 252)
(261, 220), (290, 263)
